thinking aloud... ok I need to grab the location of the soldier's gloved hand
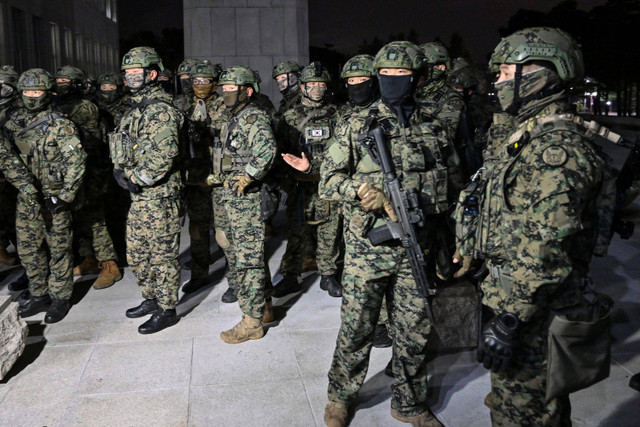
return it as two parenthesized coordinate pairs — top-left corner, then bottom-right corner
(477, 312), (520, 373)
(191, 99), (208, 123)
(357, 182), (398, 222)
(113, 169), (130, 190)
(45, 196), (69, 215)
(453, 249), (473, 279)
(228, 174), (254, 196)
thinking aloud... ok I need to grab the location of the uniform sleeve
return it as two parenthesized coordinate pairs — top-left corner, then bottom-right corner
(50, 120), (87, 203)
(438, 91), (464, 142)
(503, 143), (595, 322)
(245, 113), (276, 181)
(131, 105), (182, 187)
(0, 136), (38, 196)
(319, 120), (360, 202)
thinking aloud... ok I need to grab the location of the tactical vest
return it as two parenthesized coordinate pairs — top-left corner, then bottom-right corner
(13, 112), (67, 195)
(212, 106), (255, 176)
(294, 104), (336, 158)
(475, 114), (615, 265)
(357, 102), (449, 215)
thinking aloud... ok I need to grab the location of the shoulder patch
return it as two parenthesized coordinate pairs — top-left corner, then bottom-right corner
(541, 145), (568, 167)
(245, 114), (258, 124)
(157, 112), (171, 122)
(64, 124), (75, 136)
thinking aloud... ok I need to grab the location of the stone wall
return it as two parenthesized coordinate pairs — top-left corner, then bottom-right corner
(0, 296), (28, 380)
(184, 0), (309, 104)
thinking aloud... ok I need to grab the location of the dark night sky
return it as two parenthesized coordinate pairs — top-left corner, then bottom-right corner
(118, 0), (606, 61)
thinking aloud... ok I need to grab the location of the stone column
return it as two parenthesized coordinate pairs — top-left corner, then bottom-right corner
(184, 0), (309, 104)
(0, 296), (28, 380)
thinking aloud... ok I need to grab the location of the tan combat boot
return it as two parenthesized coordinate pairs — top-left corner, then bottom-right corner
(0, 245), (16, 265)
(220, 315), (264, 344)
(92, 260), (122, 289)
(391, 408), (443, 427)
(73, 256), (99, 276)
(324, 401), (349, 427)
(263, 298), (275, 323)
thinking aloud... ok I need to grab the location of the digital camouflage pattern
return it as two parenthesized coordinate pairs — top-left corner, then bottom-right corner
(184, 92), (227, 282)
(465, 88), (615, 425)
(0, 95), (24, 250)
(280, 98), (341, 277)
(114, 84), (183, 309)
(216, 102), (276, 317)
(319, 99), (448, 417)
(5, 104), (86, 299)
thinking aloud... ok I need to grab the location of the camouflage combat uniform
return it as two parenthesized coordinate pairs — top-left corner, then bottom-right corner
(112, 84), (183, 310)
(5, 104), (86, 300)
(185, 92), (227, 283)
(214, 101), (276, 318)
(56, 92), (117, 264)
(319, 99), (449, 416)
(280, 98), (341, 278)
(464, 27), (616, 426)
(0, 93), (22, 255)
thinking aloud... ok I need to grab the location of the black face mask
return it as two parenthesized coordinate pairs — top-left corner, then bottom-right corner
(378, 74), (414, 106)
(180, 78), (192, 95)
(159, 80), (173, 93)
(347, 79), (377, 107)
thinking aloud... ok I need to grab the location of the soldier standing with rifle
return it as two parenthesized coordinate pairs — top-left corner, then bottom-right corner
(319, 41), (448, 427)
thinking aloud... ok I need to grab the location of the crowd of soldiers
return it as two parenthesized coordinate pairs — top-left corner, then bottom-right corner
(0, 25), (625, 427)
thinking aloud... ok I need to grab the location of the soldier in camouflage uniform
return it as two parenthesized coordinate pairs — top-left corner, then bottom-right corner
(157, 68), (174, 95)
(53, 65), (121, 289)
(275, 62), (342, 298)
(173, 58), (200, 114)
(460, 28), (616, 426)
(0, 65), (22, 268)
(214, 66), (277, 343)
(319, 42), (447, 427)
(181, 60), (224, 293)
(5, 68), (87, 323)
(416, 42), (465, 282)
(96, 72), (131, 129)
(273, 60), (303, 115)
(113, 47), (184, 334)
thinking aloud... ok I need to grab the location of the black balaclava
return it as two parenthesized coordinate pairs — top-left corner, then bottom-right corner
(378, 73), (416, 125)
(347, 79), (378, 107)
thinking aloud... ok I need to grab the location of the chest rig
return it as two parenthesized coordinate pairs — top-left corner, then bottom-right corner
(109, 98), (174, 167)
(295, 105), (336, 158)
(212, 106), (255, 176)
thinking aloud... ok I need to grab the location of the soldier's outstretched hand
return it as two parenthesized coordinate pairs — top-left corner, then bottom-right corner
(282, 152), (310, 172)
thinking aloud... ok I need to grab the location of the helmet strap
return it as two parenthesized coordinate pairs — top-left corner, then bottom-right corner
(505, 64), (523, 115)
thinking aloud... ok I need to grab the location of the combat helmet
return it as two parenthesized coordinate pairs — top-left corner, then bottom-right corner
(190, 60), (222, 81)
(272, 60), (301, 79)
(177, 58), (200, 77)
(0, 65), (19, 86)
(420, 42), (451, 68)
(55, 65), (86, 89)
(341, 55), (375, 79)
(18, 68), (54, 91)
(219, 65), (260, 93)
(489, 27), (583, 82)
(121, 46), (164, 71)
(97, 72), (124, 87)
(299, 62), (331, 83)
(448, 67), (480, 91)
(374, 41), (424, 71)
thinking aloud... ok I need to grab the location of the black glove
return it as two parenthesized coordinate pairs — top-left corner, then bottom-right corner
(45, 196), (69, 215)
(477, 312), (520, 373)
(113, 169), (140, 193)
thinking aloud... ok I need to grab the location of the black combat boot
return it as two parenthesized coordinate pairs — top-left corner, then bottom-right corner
(8, 271), (29, 292)
(221, 286), (238, 303)
(44, 298), (71, 324)
(125, 298), (159, 318)
(138, 308), (178, 334)
(273, 275), (302, 298)
(18, 294), (52, 318)
(373, 323), (392, 348)
(320, 275), (342, 297)
(182, 276), (210, 294)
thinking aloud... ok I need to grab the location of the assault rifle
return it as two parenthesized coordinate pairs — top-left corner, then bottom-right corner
(360, 122), (436, 323)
